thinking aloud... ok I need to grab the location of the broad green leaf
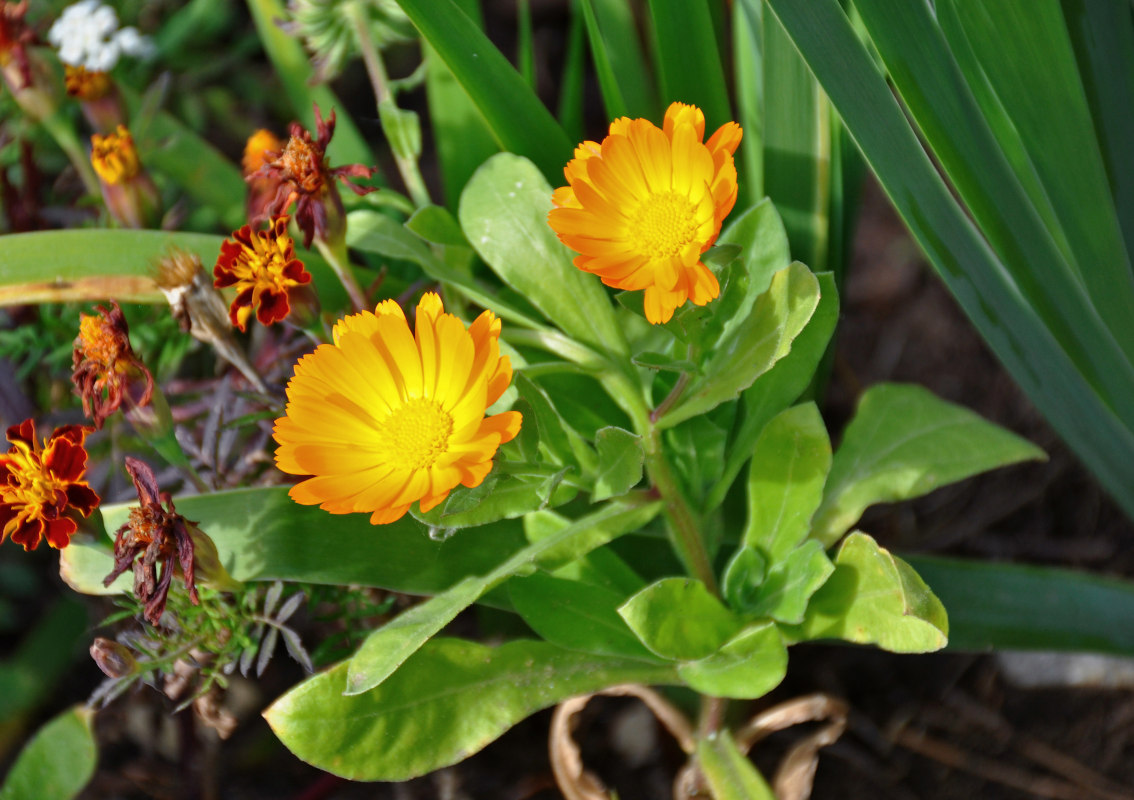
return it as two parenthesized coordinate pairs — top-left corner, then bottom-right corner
(905, 555), (1134, 655)
(345, 499), (662, 694)
(763, 10), (831, 271)
(733, 0), (764, 206)
(619, 577), (743, 661)
(743, 403), (831, 562)
(245, 0), (373, 167)
(86, 488), (527, 596)
(661, 262), (819, 428)
(514, 374), (586, 469)
(508, 571), (659, 661)
(789, 532), (947, 653)
(580, 0), (658, 121)
(344, 209), (544, 330)
(415, 471), (577, 529)
(393, 0), (573, 182)
(592, 427), (644, 501)
(0, 230), (345, 311)
(722, 546), (767, 613)
(0, 600), (87, 722)
(265, 638), (678, 781)
(763, 0), (1134, 522)
(405, 205), (468, 247)
(746, 540), (834, 625)
(697, 728), (776, 800)
(523, 510), (646, 595)
(646, 0), (731, 128)
(459, 153), (630, 358)
(812, 383), (1046, 546)
(705, 271), (839, 513)
(677, 623), (788, 699)
(0, 706), (96, 800)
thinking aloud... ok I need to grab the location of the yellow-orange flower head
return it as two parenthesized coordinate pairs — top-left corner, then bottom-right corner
(90, 125), (139, 185)
(548, 102), (742, 324)
(273, 293), (522, 525)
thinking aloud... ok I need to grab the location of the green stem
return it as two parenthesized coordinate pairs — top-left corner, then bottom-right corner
(351, 3), (432, 209)
(643, 425), (719, 596)
(314, 235), (368, 312)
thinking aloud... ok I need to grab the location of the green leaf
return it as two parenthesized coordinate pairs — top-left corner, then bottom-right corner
(661, 262), (820, 429)
(514, 374), (586, 469)
(696, 728), (776, 800)
(705, 271), (839, 514)
(0, 706), (96, 800)
(508, 571), (659, 661)
(0, 600), (87, 722)
(417, 472), (576, 529)
(245, 0), (373, 167)
(812, 383), (1046, 546)
(732, 0), (764, 206)
(345, 499), (662, 695)
(618, 577), (743, 661)
(746, 540), (834, 625)
(763, 0), (1134, 522)
(523, 510), (646, 595)
(580, 0), (658, 121)
(789, 532), (947, 653)
(377, 99), (422, 161)
(592, 427), (644, 501)
(722, 546), (767, 613)
(646, 0), (731, 128)
(743, 403), (831, 562)
(677, 623), (788, 700)
(394, 0), (573, 182)
(344, 209), (544, 330)
(405, 204), (469, 247)
(905, 555), (1134, 655)
(459, 153), (629, 359)
(84, 488), (527, 596)
(266, 638), (678, 781)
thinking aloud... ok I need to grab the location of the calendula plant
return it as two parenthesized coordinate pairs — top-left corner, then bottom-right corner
(2, 1), (1133, 799)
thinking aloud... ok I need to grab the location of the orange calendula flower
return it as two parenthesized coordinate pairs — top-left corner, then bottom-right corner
(72, 300), (155, 429)
(90, 125), (139, 184)
(213, 215), (313, 332)
(273, 292), (522, 524)
(250, 104), (376, 248)
(548, 101), (742, 324)
(0, 419), (99, 551)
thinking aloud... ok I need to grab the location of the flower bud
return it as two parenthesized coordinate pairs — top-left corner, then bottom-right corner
(90, 637), (137, 678)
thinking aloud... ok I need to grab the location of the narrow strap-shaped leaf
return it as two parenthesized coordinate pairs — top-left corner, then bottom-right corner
(581, 0), (659, 121)
(906, 555), (1134, 655)
(394, 0), (573, 182)
(696, 728), (776, 800)
(733, 0), (764, 204)
(764, 0), (1134, 521)
(556, 0), (587, 143)
(645, 0), (731, 126)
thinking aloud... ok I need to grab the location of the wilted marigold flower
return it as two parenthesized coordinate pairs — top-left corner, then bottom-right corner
(64, 64), (110, 100)
(274, 292), (522, 524)
(104, 457), (199, 626)
(72, 300), (154, 429)
(243, 128), (286, 222)
(0, 1), (34, 89)
(0, 420), (99, 551)
(548, 101), (742, 324)
(214, 215), (313, 332)
(90, 125), (139, 184)
(250, 104), (376, 248)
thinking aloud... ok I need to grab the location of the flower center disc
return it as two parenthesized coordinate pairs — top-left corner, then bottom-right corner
(379, 398), (454, 471)
(2, 446), (62, 510)
(630, 191), (699, 260)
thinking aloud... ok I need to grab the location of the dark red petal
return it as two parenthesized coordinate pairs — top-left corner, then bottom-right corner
(256, 288), (290, 326)
(43, 516), (78, 549)
(282, 259), (311, 284)
(44, 436), (87, 482)
(53, 424), (90, 445)
(229, 287), (255, 331)
(0, 503), (17, 540)
(10, 517), (45, 551)
(66, 483), (101, 516)
(7, 418), (35, 447)
(123, 456), (162, 506)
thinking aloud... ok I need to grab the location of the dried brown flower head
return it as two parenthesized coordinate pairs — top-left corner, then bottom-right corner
(104, 457), (199, 626)
(249, 105), (376, 248)
(0, 1), (35, 89)
(72, 300), (154, 429)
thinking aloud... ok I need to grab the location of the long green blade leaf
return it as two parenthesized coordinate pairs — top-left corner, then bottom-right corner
(393, 0), (573, 182)
(581, 0), (658, 121)
(645, 0), (731, 126)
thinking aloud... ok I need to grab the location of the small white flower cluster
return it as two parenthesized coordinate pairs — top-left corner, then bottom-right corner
(48, 0), (154, 73)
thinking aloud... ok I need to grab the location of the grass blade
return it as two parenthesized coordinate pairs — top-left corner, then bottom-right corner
(645, 0), (731, 126)
(581, 0), (658, 121)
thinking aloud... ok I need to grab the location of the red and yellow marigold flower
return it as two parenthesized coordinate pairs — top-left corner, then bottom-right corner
(0, 419), (99, 551)
(90, 125), (139, 184)
(548, 101), (742, 324)
(273, 292), (522, 524)
(249, 104), (376, 248)
(214, 215), (313, 332)
(72, 300), (155, 430)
